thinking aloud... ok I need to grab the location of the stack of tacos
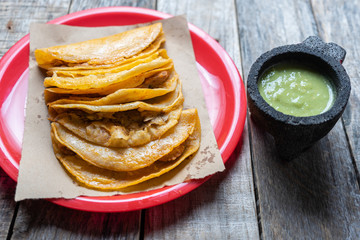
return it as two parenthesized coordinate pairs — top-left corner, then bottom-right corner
(34, 23), (201, 191)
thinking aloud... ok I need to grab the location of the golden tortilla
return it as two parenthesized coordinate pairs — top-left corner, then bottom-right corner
(54, 106), (183, 147)
(43, 51), (172, 89)
(51, 109), (198, 172)
(36, 23), (202, 193)
(47, 32), (165, 73)
(46, 70), (177, 106)
(44, 63), (174, 103)
(51, 111), (200, 190)
(48, 79), (184, 118)
(35, 23), (163, 69)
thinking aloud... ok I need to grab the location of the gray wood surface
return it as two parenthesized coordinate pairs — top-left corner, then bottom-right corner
(0, 0), (71, 56)
(69, 0), (156, 12)
(144, 126), (258, 240)
(0, 169), (16, 240)
(0, 1), (70, 239)
(312, 0), (360, 182)
(144, 1), (259, 239)
(0, 0), (359, 239)
(237, 0), (360, 239)
(12, 199), (141, 240)
(4, 1), (151, 239)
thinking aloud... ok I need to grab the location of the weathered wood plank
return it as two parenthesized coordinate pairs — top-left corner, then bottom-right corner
(0, 1), (71, 238)
(0, 0), (71, 56)
(8, 1), (156, 239)
(0, 168), (17, 240)
(311, 0), (360, 184)
(145, 126), (259, 239)
(1, 0), (357, 239)
(144, 1), (259, 239)
(69, 0), (156, 12)
(237, 0), (360, 238)
(11, 200), (141, 240)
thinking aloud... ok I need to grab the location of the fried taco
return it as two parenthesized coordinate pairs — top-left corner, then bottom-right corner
(51, 110), (200, 190)
(53, 106), (183, 147)
(35, 22), (201, 192)
(35, 23), (163, 69)
(51, 109), (198, 172)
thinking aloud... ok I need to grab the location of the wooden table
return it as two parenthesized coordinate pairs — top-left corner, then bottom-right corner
(1, 0), (359, 239)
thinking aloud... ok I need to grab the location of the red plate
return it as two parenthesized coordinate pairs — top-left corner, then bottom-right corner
(0, 7), (246, 212)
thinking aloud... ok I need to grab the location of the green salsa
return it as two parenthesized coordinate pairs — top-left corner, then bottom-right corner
(258, 62), (335, 117)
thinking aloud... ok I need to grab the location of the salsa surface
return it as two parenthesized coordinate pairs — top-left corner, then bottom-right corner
(258, 62), (335, 117)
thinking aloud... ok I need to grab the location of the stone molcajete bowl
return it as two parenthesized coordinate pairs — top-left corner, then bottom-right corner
(247, 36), (351, 159)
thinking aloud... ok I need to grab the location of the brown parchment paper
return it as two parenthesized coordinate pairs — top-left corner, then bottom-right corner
(15, 16), (225, 201)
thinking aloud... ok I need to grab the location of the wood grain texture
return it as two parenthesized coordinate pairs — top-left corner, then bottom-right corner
(0, 0), (71, 56)
(0, 168), (17, 240)
(0, 0), (70, 238)
(145, 126), (258, 240)
(311, 0), (360, 183)
(237, 0), (318, 79)
(6, 1), (156, 239)
(69, 0), (156, 12)
(144, 1), (259, 239)
(237, 0), (360, 238)
(11, 199), (141, 240)
(1, 0), (360, 239)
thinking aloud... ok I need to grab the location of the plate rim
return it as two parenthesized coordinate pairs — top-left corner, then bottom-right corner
(0, 6), (247, 212)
